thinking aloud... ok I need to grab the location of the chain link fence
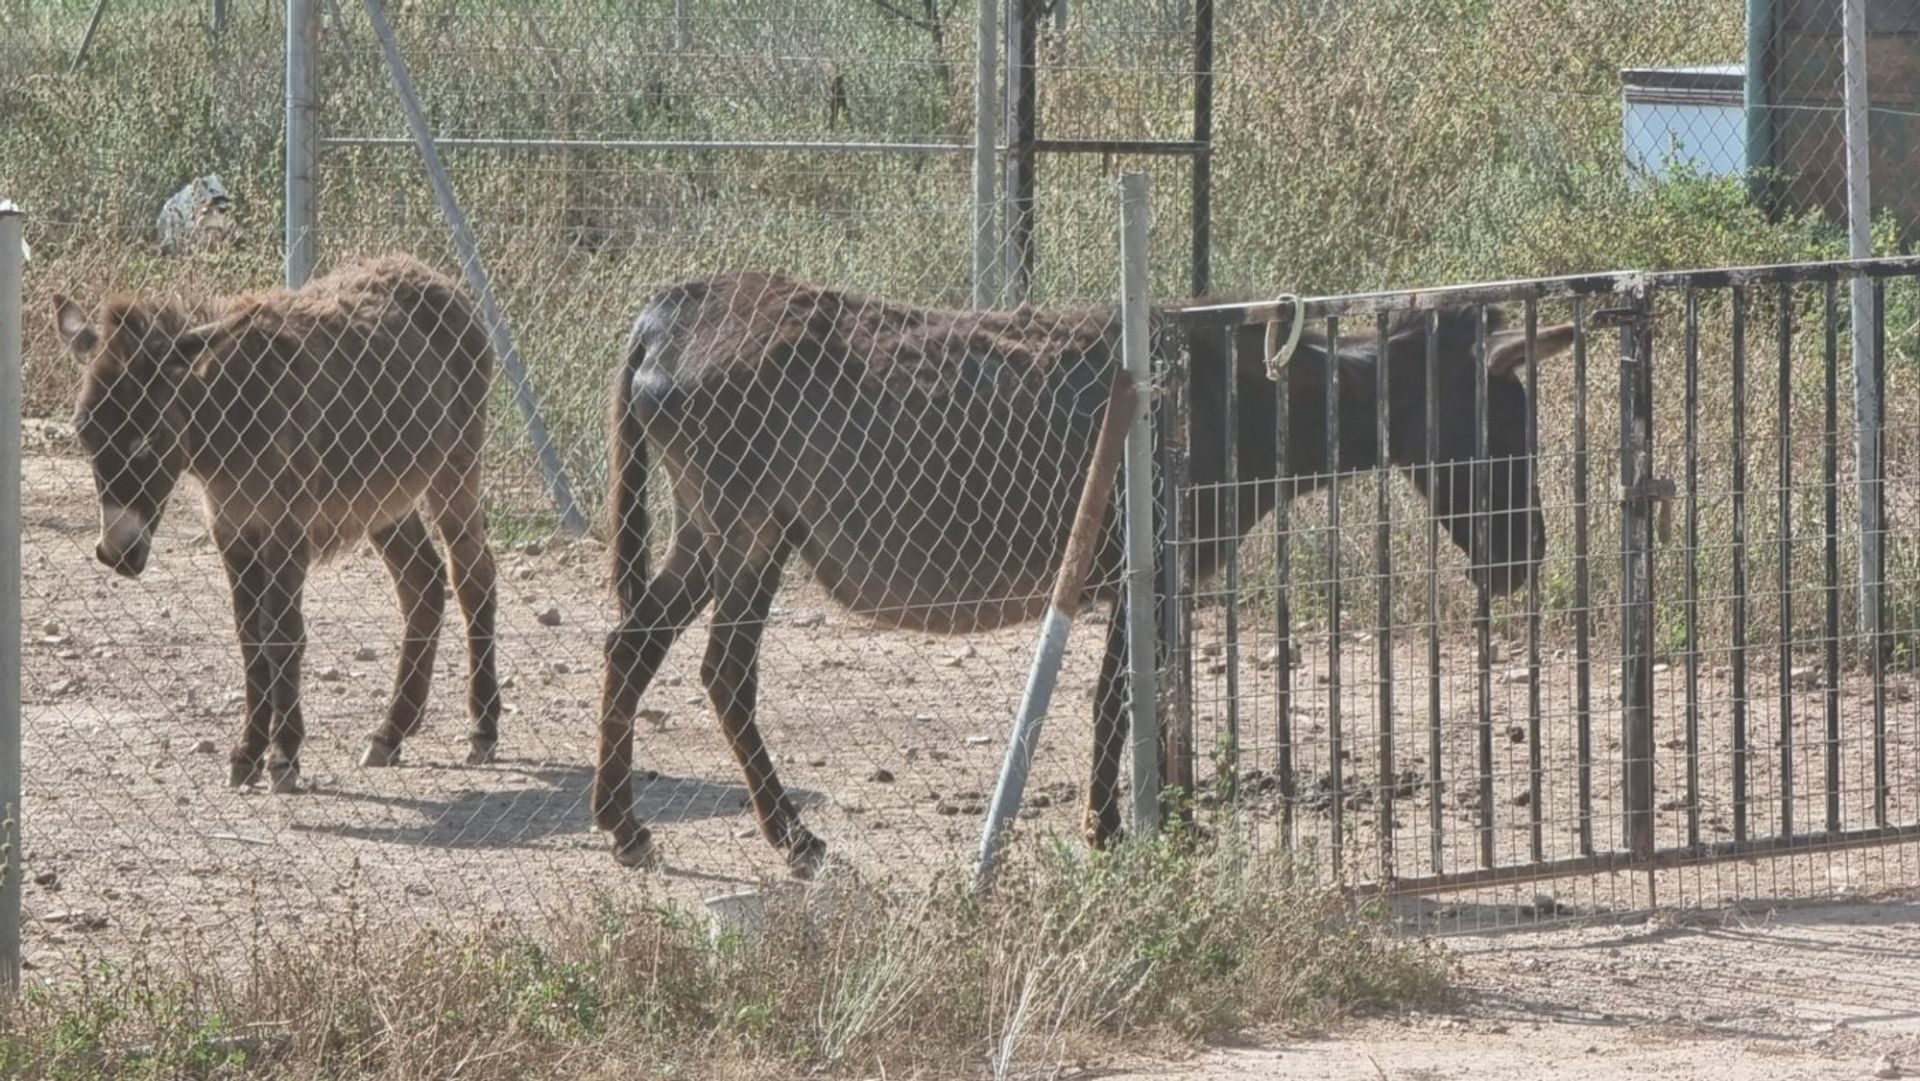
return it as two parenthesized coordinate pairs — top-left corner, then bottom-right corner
(3, 0), (1918, 982)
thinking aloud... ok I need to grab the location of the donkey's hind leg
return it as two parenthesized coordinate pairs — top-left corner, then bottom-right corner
(362, 513), (445, 768)
(701, 543), (823, 879)
(596, 523), (711, 868)
(429, 482), (501, 764)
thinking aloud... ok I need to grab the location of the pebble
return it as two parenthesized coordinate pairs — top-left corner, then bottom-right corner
(867, 768), (895, 783)
(353, 646), (379, 662)
(536, 607), (564, 627)
(193, 739), (218, 755)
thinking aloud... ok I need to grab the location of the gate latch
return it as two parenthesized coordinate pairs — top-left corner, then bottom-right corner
(1622, 476), (1678, 543)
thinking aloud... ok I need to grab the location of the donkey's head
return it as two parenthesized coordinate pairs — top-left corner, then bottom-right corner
(1385, 308), (1576, 597)
(55, 294), (212, 577)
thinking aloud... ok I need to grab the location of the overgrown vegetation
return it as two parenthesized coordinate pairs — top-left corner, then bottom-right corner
(0, 833), (1447, 1080)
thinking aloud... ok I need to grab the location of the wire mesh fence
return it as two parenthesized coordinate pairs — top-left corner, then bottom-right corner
(4, 0), (1920, 988)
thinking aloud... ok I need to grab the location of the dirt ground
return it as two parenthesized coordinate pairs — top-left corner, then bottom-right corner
(1112, 897), (1920, 1080)
(15, 435), (1920, 1029)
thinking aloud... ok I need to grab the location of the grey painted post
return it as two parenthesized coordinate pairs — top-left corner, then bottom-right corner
(1842, 0), (1880, 641)
(971, 0), (999, 309)
(362, 0), (587, 535)
(0, 208), (24, 994)
(1743, 0), (1773, 204)
(1120, 173), (1160, 837)
(285, 0), (318, 287)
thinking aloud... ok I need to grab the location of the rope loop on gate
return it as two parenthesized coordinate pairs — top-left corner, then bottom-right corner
(1263, 293), (1305, 382)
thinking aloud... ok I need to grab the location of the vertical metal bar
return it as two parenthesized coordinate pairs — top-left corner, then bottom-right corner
(1872, 279), (1888, 827)
(1375, 309), (1396, 879)
(971, 0), (999, 309)
(1743, 0), (1775, 205)
(1683, 289), (1702, 850)
(1776, 283), (1795, 837)
(285, 0), (319, 287)
(361, 0), (587, 535)
(1573, 300), (1593, 856)
(1619, 290), (1657, 864)
(69, 0), (110, 74)
(1189, 0), (1213, 297)
(1274, 326), (1296, 844)
(1843, 0), (1879, 642)
(1002, 0), (1037, 303)
(1156, 344), (1184, 814)
(0, 209), (24, 996)
(1220, 323), (1241, 805)
(1325, 316), (1344, 872)
(673, 0), (688, 50)
(211, 0), (228, 33)
(1473, 308), (1495, 870)
(1170, 342), (1197, 808)
(1524, 301), (1543, 864)
(1731, 289), (1751, 842)
(1823, 280), (1841, 835)
(1425, 311), (1445, 872)
(1120, 175), (1160, 838)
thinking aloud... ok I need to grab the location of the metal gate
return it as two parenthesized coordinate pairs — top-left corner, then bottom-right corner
(1163, 257), (1920, 920)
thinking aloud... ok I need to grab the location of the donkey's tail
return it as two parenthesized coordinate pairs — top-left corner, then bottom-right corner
(608, 334), (652, 610)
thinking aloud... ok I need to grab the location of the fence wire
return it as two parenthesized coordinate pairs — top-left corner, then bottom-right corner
(3, 0), (1919, 984)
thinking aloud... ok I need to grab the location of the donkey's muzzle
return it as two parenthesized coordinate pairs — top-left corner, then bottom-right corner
(97, 536), (150, 578)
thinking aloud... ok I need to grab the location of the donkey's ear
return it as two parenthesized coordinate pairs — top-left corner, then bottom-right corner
(162, 323), (215, 380)
(1486, 322), (1578, 378)
(54, 294), (98, 358)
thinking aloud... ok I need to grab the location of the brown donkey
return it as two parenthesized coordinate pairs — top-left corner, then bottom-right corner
(55, 254), (501, 791)
(594, 273), (1574, 875)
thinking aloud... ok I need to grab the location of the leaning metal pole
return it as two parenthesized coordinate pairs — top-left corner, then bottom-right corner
(361, 0), (587, 534)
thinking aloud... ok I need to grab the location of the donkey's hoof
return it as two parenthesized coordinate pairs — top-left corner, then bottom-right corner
(267, 762), (302, 795)
(464, 734), (497, 766)
(786, 829), (828, 881)
(611, 830), (657, 870)
(359, 738), (403, 768)
(228, 758), (263, 788)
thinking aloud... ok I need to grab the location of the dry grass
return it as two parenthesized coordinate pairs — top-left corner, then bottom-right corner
(0, 831), (1447, 1080)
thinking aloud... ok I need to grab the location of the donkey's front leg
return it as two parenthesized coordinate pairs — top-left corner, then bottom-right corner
(219, 542), (274, 788)
(1083, 599), (1130, 848)
(257, 542), (312, 794)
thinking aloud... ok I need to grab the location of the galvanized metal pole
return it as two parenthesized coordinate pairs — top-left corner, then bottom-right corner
(1120, 173), (1160, 837)
(1842, 0), (1880, 641)
(0, 208), (24, 995)
(361, 0), (587, 535)
(974, 369), (1139, 889)
(210, 0), (227, 33)
(285, 0), (319, 286)
(971, 0), (999, 308)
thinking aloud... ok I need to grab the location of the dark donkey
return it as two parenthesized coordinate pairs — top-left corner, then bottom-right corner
(55, 254), (502, 791)
(594, 273), (1576, 873)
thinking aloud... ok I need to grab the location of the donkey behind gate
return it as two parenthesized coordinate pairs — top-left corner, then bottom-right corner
(55, 254), (502, 792)
(593, 273), (1578, 875)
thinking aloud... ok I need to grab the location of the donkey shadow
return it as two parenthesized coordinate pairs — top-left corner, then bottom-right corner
(291, 762), (825, 851)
